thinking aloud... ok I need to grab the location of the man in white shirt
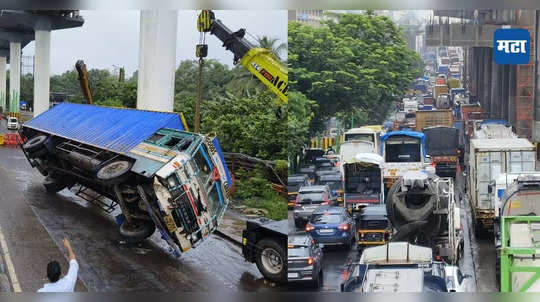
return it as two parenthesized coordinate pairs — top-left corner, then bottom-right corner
(37, 238), (79, 292)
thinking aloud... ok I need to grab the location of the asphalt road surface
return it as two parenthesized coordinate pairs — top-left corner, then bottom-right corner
(0, 120), (282, 292)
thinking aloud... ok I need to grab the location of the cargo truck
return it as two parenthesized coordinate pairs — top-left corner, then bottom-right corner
(19, 103), (233, 256)
(467, 138), (536, 236)
(424, 126), (460, 177)
(434, 84), (449, 100)
(380, 131), (435, 190)
(414, 109), (453, 132)
(342, 153), (385, 214)
(495, 176), (540, 291)
(460, 104), (488, 142)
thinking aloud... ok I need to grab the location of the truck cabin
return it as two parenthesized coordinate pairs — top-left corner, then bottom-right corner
(343, 153), (384, 213)
(343, 127), (379, 149)
(341, 243), (448, 292)
(382, 133), (424, 164)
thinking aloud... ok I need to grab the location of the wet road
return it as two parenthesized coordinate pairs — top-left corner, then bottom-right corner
(0, 121), (281, 291)
(288, 167), (497, 292)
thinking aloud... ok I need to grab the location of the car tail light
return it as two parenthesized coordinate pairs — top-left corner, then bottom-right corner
(305, 223), (315, 232)
(338, 223), (349, 231)
(307, 257), (314, 265)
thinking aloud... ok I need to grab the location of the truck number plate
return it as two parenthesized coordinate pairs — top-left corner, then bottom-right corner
(288, 273), (299, 278)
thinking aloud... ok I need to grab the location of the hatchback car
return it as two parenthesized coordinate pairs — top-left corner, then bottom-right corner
(293, 185), (335, 228)
(288, 235), (324, 288)
(306, 206), (357, 250)
(6, 117), (19, 130)
(288, 174), (311, 209)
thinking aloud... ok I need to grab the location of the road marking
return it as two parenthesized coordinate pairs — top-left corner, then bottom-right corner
(0, 225), (21, 292)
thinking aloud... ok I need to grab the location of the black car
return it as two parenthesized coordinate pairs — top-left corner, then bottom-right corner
(288, 174), (311, 209)
(314, 170), (340, 185)
(298, 165), (316, 184)
(288, 235), (324, 288)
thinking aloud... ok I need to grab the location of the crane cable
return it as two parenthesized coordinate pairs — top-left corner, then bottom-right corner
(195, 10), (211, 133)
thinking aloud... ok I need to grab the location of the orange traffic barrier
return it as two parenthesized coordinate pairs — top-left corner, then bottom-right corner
(2, 133), (22, 146)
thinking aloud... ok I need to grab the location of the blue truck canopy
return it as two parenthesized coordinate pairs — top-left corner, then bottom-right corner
(23, 102), (232, 185)
(380, 130), (427, 157)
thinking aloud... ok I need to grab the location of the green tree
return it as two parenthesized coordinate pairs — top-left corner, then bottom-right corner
(288, 91), (317, 159)
(257, 36), (287, 62)
(288, 12), (422, 134)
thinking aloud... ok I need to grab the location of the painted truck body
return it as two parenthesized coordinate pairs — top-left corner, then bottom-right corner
(468, 138), (535, 234)
(414, 109), (453, 132)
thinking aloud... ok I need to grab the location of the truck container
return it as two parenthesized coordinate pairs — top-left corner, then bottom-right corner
(434, 84), (449, 100)
(414, 109), (453, 132)
(436, 94), (452, 109)
(20, 103), (232, 256)
(472, 120), (516, 139)
(468, 138), (536, 236)
(424, 126), (459, 177)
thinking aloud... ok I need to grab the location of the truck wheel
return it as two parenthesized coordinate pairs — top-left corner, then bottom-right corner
(28, 147), (48, 159)
(23, 135), (47, 153)
(255, 238), (285, 284)
(43, 176), (70, 193)
(97, 160), (132, 184)
(119, 219), (156, 243)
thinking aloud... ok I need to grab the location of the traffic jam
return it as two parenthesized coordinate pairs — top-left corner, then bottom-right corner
(288, 45), (540, 292)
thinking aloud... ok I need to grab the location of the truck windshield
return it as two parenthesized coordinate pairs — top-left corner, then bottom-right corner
(345, 134), (374, 142)
(385, 138), (421, 162)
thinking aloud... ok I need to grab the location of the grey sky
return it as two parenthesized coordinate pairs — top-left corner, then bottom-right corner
(19, 10), (287, 76)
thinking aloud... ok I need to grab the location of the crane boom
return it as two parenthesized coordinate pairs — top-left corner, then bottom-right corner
(197, 10), (288, 104)
(75, 60), (93, 105)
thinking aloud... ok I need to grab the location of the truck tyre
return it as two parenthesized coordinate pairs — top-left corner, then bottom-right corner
(28, 147), (48, 159)
(97, 160), (132, 184)
(23, 135), (47, 153)
(119, 219), (156, 243)
(43, 176), (70, 193)
(255, 238), (285, 284)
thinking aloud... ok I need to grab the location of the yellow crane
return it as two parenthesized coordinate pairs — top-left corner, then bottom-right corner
(196, 10), (288, 104)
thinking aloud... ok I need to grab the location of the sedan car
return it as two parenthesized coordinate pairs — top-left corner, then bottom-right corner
(288, 235), (324, 288)
(293, 185), (335, 228)
(6, 117), (19, 130)
(288, 174), (311, 209)
(306, 206), (357, 250)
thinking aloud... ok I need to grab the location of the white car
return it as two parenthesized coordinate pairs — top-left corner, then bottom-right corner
(6, 117), (19, 130)
(444, 265), (474, 292)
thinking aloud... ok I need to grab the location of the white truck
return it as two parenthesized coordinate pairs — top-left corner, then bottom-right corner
(467, 138), (536, 236)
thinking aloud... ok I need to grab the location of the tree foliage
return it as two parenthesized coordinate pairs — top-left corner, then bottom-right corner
(288, 12), (422, 134)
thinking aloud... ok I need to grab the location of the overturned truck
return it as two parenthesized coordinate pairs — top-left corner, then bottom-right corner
(19, 103), (232, 256)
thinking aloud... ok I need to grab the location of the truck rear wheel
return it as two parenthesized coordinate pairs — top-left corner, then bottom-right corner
(255, 238), (285, 284)
(119, 218), (156, 243)
(97, 160), (132, 184)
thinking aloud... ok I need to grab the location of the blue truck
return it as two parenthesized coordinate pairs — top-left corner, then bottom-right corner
(19, 103), (232, 257)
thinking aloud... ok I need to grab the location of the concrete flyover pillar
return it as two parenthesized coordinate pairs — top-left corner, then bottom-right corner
(9, 41), (20, 117)
(136, 10), (177, 112)
(0, 56), (6, 113)
(33, 21), (51, 116)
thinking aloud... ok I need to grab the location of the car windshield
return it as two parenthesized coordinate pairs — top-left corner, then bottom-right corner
(298, 192), (324, 203)
(288, 246), (310, 257)
(9, 118), (16, 122)
(311, 213), (343, 224)
(288, 179), (305, 192)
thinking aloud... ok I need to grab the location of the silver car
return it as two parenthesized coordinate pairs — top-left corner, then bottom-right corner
(293, 185), (335, 228)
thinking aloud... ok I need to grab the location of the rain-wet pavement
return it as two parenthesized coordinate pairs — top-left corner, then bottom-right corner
(288, 167), (498, 292)
(0, 120), (282, 292)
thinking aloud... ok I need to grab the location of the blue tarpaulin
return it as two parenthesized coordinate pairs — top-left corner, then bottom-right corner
(380, 130), (427, 157)
(24, 103), (185, 153)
